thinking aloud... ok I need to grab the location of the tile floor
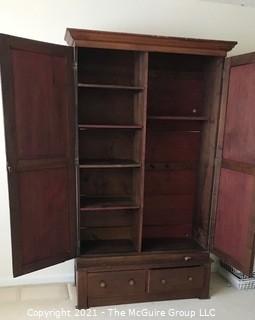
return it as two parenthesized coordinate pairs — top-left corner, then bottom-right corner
(0, 273), (254, 320)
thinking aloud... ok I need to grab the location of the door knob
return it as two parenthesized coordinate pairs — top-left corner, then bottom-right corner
(184, 256), (192, 262)
(128, 279), (135, 286)
(99, 281), (106, 288)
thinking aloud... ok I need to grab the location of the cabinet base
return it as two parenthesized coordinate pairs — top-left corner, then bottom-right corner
(76, 251), (211, 309)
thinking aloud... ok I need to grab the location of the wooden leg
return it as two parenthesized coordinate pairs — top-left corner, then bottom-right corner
(199, 263), (211, 299)
(76, 269), (88, 309)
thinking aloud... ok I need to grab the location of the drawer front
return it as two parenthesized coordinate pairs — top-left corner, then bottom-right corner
(77, 252), (210, 271)
(149, 266), (204, 294)
(88, 270), (146, 298)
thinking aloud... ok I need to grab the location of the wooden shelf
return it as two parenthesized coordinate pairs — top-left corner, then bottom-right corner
(79, 159), (141, 169)
(80, 239), (135, 255)
(78, 83), (144, 91)
(142, 237), (204, 252)
(147, 116), (209, 121)
(79, 124), (142, 130)
(80, 196), (139, 211)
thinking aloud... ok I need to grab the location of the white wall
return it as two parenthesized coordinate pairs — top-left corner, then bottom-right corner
(0, 0), (255, 287)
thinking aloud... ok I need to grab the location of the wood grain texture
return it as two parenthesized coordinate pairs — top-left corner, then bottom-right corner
(148, 266), (204, 293)
(193, 58), (224, 249)
(0, 29), (238, 306)
(77, 251), (209, 269)
(65, 28), (236, 56)
(214, 169), (255, 275)
(76, 254), (210, 308)
(76, 268), (88, 309)
(212, 54), (255, 275)
(209, 59), (231, 252)
(148, 53), (207, 117)
(0, 34), (76, 276)
(223, 63), (255, 164)
(78, 48), (135, 85)
(88, 270), (146, 298)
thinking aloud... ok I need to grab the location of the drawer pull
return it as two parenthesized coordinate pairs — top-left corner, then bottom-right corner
(99, 280), (107, 288)
(128, 279), (135, 286)
(184, 256), (192, 262)
(160, 279), (166, 285)
(187, 276), (193, 281)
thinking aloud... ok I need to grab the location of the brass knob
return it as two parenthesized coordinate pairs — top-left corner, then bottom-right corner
(161, 279), (166, 285)
(188, 276), (193, 281)
(184, 256), (192, 262)
(128, 279), (135, 286)
(99, 281), (106, 288)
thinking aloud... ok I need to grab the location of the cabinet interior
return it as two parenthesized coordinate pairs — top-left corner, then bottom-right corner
(77, 47), (222, 255)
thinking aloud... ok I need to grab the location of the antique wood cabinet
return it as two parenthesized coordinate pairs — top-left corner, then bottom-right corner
(0, 29), (254, 309)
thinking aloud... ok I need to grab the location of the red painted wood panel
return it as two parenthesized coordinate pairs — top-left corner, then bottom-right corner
(214, 169), (255, 274)
(0, 35), (76, 276)
(19, 168), (71, 266)
(223, 63), (255, 164)
(144, 170), (196, 196)
(144, 127), (200, 239)
(214, 60), (255, 275)
(146, 130), (201, 163)
(143, 194), (194, 238)
(12, 50), (68, 159)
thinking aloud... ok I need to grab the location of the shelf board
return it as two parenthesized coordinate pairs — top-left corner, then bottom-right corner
(142, 237), (204, 252)
(80, 239), (135, 255)
(80, 196), (139, 211)
(79, 124), (142, 130)
(147, 116), (209, 121)
(79, 159), (141, 169)
(78, 83), (144, 91)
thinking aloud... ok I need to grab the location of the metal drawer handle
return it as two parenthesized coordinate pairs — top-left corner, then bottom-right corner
(99, 280), (107, 288)
(188, 276), (193, 281)
(161, 279), (166, 285)
(184, 256), (192, 262)
(128, 279), (135, 286)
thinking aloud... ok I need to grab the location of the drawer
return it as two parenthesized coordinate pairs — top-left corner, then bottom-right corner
(77, 252), (209, 271)
(148, 266), (204, 294)
(88, 270), (146, 298)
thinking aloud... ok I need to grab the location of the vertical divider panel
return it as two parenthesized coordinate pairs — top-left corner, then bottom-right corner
(209, 59), (231, 250)
(133, 52), (148, 251)
(193, 58), (224, 249)
(74, 46), (81, 255)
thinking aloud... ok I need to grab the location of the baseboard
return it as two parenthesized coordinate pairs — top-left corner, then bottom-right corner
(0, 273), (75, 287)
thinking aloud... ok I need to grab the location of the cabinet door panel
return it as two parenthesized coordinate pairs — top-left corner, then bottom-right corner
(214, 169), (255, 274)
(212, 57), (255, 276)
(0, 34), (76, 276)
(223, 63), (255, 164)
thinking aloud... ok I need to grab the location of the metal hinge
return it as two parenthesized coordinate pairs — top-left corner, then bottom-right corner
(73, 62), (78, 70)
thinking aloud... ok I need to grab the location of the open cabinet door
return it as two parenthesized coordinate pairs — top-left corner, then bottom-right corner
(0, 34), (76, 276)
(211, 54), (255, 276)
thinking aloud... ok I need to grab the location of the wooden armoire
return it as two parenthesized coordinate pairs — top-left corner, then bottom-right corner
(0, 28), (254, 309)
